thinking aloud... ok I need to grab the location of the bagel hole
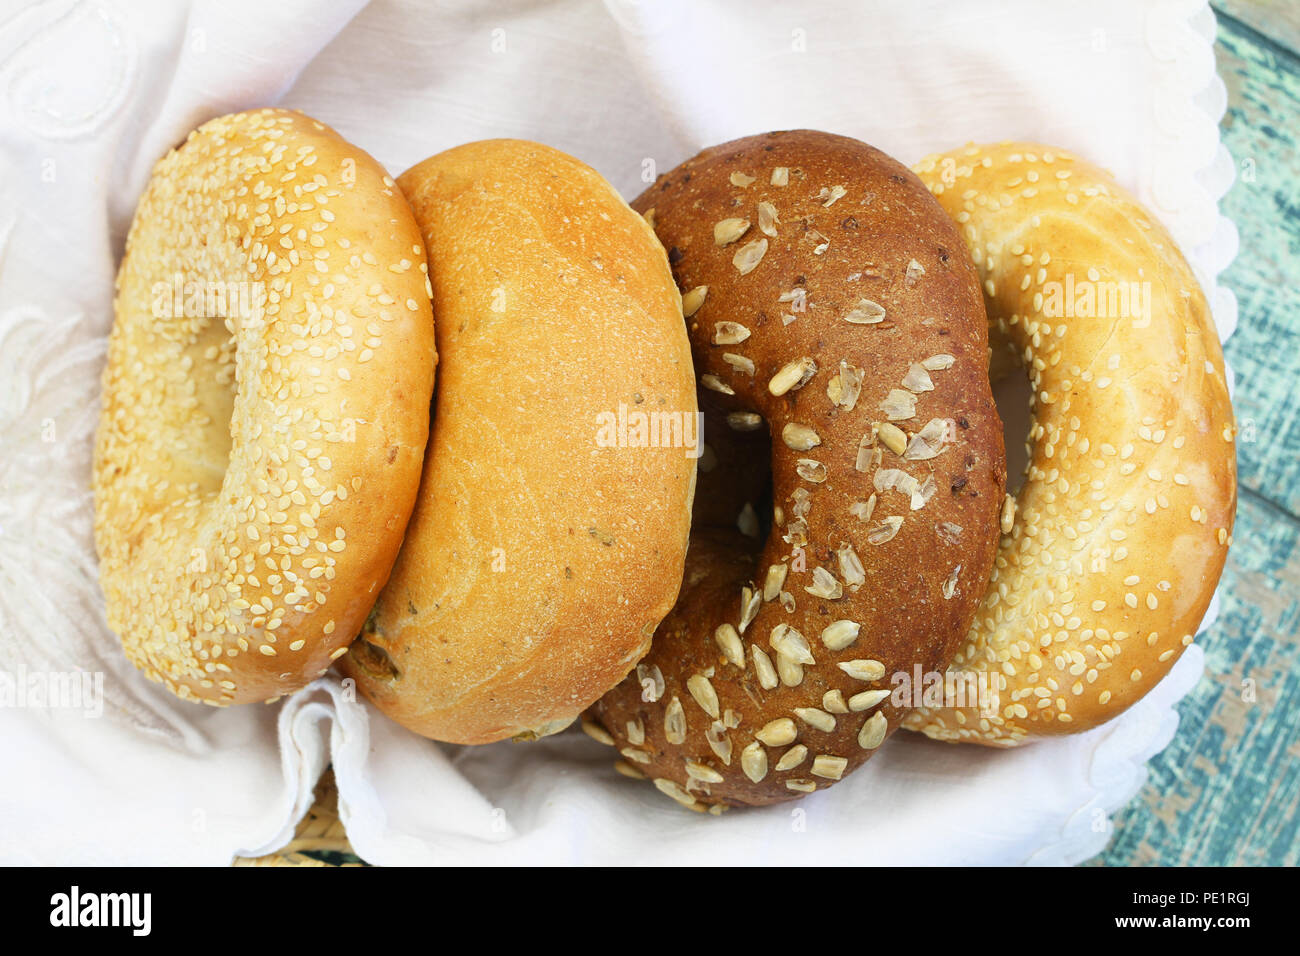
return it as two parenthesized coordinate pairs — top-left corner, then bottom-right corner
(185, 315), (239, 494)
(990, 344), (1031, 495)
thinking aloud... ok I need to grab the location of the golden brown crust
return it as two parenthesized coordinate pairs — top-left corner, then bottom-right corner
(340, 139), (697, 744)
(905, 142), (1237, 743)
(588, 130), (1005, 807)
(94, 109), (436, 705)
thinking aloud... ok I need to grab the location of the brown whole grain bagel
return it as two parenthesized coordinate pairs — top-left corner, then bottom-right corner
(94, 109), (436, 705)
(586, 130), (1006, 807)
(904, 142), (1237, 744)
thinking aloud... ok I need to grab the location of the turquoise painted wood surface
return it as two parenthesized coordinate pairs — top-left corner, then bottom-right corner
(1094, 6), (1300, 866)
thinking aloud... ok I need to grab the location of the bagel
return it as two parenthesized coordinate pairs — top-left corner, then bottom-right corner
(94, 108), (436, 705)
(339, 139), (698, 744)
(587, 130), (1006, 807)
(905, 142), (1237, 744)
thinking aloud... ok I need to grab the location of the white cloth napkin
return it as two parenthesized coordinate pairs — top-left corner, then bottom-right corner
(0, 0), (1236, 865)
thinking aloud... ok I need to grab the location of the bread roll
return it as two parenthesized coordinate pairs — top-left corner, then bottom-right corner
(906, 142), (1237, 743)
(94, 108), (436, 705)
(341, 139), (698, 744)
(587, 130), (1006, 806)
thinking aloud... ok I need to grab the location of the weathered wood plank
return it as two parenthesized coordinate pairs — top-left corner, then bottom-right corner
(1215, 0), (1300, 59)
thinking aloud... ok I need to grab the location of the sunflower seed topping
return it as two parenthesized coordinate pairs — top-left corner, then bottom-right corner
(763, 563), (789, 601)
(687, 674), (721, 719)
(613, 760), (645, 779)
(723, 353), (755, 376)
(777, 653), (804, 686)
(756, 717), (798, 747)
(620, 746), (652, 764)
(727, 411), (764, 432)
(681, 285), (709, 317)
(713, 321), (751, 345)
(902, 363), (934, 393)
(582, 720), (615, 745)
(653, 777), (698, 807)
(820, 619), (860, 651)
(714, 623), (745, 668)
(858, 711), (888, 749)
(921, 353), (955, 370)
(738, 501), (759, 538)
(775, 744), (809, 771)
(836, 543), (866, 587)
(855, 433), (875, 472)
(729, 171), (756, 187)
(769, 356), (818, 395)
(804, 565), (843, 599)
(905, 258), (926, 282)
(818, 184), (847, 206)
(738, 585), (762, 633)
(637, 663), (665, 702)
(626, 718), (645, 745)
(664, 695), (687, 744)
(706, 721), (733, 764)
(879, 389), (918, 421)
(733, 237), (768, 274)
(795, 458), (828, 483)
(904, 418), (953, 460)
(812, 755), (848, 780)
(782, 422), (821, 450)
(840, 658), (886, 681)
(751, 645), (779, 689)
(714, 218), (751, 246)
(1001, 493), (1017, 533)
(786, 779), (817, 792)
(701, 374), (734, 395)
(822, 689), (849, 714)
(877, 422), (908, 455)
(942, 564), (961, 600)
(849, 495), (877, 522)
(848, 689), (891, 712)
(843, 298), (887, 324)
(770, 623), (815, 665)
(911, 474), (938, 510)
(757, 200), (780, 237)
(868, 516), (905, 545)
(827, 360), (864, 410)
(741, 742), (768, 781)
(770, 166), (790, 186)
(794, 707), (837, 732)
(685, 760), (725, 783)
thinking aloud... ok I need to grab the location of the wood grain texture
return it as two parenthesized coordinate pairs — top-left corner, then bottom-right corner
(1094, 4), (1300, 867)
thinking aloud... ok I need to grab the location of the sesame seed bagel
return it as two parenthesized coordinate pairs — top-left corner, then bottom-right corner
(587, 130), (1006, 807)
(94, 109), (436, 705)
(904, 142), (1237, 744)
(339, 139), (698, 744)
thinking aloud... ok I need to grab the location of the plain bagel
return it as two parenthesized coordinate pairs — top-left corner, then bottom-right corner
(340, 139), (698, 744)
(94, 109), (437, 705)
(905, 142), (1237, 744)
(587, 130), (1007, 807)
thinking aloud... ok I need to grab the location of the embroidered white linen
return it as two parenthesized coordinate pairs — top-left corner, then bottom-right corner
(0, 0), (1236, 865)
